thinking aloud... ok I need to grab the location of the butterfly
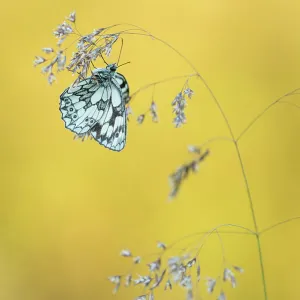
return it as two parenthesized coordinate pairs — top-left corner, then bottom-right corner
(59, 63), (130, 151)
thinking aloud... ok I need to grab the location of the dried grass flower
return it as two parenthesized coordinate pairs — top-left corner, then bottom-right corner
(172, 80), (194, 127)
(109, 228), (244, 300)
(169, 146), (210, 200)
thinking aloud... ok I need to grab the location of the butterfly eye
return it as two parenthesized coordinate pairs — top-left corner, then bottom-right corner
(65, 100), (71, 106)
(115, 132), (119, 138)
(72, 113), (78, 120)
(85, 118), (89, 122)
(89, 119), (94, 124)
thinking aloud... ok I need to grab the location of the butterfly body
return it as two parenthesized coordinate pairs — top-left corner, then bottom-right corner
(60, 64), (129, 151)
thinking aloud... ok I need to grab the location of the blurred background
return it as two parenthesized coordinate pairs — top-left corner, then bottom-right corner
(1, 0), (300, 299)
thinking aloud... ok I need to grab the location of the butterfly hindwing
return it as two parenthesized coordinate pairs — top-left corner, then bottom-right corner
(60, 78), (102, 135)
(60, 66), (129, 151)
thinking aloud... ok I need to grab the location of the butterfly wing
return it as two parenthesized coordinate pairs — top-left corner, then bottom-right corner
(60, 77), (104, 135)
(60, 72), (129, 152)
(115, 72), (130, 104)
(90, 76), (128, 151)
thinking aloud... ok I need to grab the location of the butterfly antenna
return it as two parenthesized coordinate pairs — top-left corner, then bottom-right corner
(99, 50), (108, 66)
(91, 61), (97, 69)
(117, 38), (124, 66)
(118, 61), (131, 68)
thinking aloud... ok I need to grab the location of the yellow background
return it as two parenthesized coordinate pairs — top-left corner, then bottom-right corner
(1, 0), (300, 299)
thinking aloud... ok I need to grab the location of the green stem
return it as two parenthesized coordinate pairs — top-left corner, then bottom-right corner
(148, 30), (269, 299)
(120, 25), (269, 299)
(260, 216), (300, 235)
(256, 234), (268, 300)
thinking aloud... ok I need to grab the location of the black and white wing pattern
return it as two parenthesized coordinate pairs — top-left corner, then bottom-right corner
(60, 68), (130, 151)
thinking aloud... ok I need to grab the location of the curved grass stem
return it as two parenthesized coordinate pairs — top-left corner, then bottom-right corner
(122, 26), (269, 299)
(236, 89), (300, 142)
(259, 216), (300, 235)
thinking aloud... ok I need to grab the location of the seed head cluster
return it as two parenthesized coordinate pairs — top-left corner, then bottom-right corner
(172, 80), (194, 127)
(109, 238), (244, 300)
(34, 11), (120, 86)
(169, 146), (210, 200)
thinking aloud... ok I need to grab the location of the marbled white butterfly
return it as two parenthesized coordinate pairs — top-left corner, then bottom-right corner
(59, 63), (130, 151)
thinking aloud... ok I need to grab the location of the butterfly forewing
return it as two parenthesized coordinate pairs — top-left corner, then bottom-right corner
(115, 73), (130, 104)
(60, 66), (130, 151)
